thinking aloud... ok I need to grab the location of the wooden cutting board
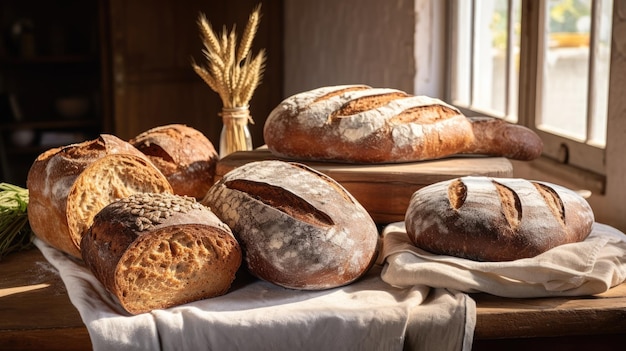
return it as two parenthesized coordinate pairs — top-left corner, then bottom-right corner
(215, 149), (513, 224)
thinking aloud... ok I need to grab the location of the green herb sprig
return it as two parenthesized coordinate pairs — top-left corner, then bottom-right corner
(0, 183), (33, 259)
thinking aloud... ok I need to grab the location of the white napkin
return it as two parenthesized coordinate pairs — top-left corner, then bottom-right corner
(35, 238), (475, 351)
(381, 222), (626, 298)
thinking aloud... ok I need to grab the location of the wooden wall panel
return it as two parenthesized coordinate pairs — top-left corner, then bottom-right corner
(107, 0), (283, 147)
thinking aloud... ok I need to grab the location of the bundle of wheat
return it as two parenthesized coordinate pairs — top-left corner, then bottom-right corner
(192, 4), (266, 156)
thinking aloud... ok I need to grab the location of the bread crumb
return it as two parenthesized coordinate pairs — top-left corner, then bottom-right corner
(447, 179), (467, 210)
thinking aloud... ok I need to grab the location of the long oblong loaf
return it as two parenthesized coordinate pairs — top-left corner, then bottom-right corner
(27, 135), (173, 258)
(81, 193), (242, 315)
(263, 85), (543, 163)
(405, 176), (595, 261)
(202, 160), (380, 290)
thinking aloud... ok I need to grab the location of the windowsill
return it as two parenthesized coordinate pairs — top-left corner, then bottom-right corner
(510, 156), (606, 197)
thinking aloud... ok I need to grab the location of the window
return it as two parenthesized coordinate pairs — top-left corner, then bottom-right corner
(447, 0), (613, 175)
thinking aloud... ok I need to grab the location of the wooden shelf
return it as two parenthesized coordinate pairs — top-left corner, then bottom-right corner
(0, 0), (108, 186)
(0, 119), (99, 131)
(0, 55), (99, 66)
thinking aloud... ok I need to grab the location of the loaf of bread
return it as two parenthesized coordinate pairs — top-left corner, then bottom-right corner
(130, 124), (219, 199)
(81, 192), (242, 315)
(27, 134), (173, 258)
(263, 85), (543, 163)
(405, 176), (595, 261)
(202, 160), (380, 290)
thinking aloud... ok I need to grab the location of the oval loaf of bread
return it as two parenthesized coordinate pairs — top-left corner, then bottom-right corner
(130, 124), (219, 199)
(263, 85), (543, 163)
(405, 176), (595, 261)
(202, 160), (380, 290)
(27, 135), (173, 258)
(81, 192), (242, 315)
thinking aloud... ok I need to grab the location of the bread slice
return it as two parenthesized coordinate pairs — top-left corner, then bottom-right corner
(130, 124), (219, 199)
(81, 192), (242, 315)
(27, 135), (173, 258)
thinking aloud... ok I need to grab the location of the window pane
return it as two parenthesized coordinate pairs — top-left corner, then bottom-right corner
(473, 0), (508, 116)
(450, 0), (472, 106)
(508, 1), (521, 121)
(450, 0), (520, 120)
(472, 0), (500, 114)
(589, 0), (612, 147)
(538, 0), (592, 141)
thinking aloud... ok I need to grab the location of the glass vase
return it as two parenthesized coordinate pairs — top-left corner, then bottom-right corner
(219, 106), (253, 158)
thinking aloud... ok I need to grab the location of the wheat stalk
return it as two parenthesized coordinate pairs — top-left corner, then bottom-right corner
(192, 4), (266, 110)
(197, 14), (221, 55)
(237, 7), (260, 64)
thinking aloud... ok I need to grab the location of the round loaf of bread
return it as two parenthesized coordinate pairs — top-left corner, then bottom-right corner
(130, 124), (219, 199)
(263, 85), (543, 163)
(27, 134), (173, 258)
(81, 192), (242, 315)
(202, 160), (380, 290)
(405, 176), (595, 262)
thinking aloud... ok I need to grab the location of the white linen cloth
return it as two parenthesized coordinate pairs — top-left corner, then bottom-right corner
(381, 222), (626, 298)
(35, 238), (475, 351)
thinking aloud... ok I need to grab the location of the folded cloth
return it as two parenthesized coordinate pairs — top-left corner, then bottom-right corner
(35, 238), (475, 351)
(381, 222), (626, 298)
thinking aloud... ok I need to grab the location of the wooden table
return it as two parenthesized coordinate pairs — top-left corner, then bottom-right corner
(1, 248), (626, 351)
(0, 248), (89, 351)
(472, 284), (626, 350)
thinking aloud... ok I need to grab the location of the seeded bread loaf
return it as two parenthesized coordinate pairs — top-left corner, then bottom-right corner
(81, 193), (242, 315)
(130, 124), (219, 199)
(202, 160), (380, 290)
(27, 134), (173, 258)
(405, 176), (595, 261)
(263, 85), (543, 163)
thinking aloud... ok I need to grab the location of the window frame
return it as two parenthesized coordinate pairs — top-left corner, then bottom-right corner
(445, 0), (610, 176)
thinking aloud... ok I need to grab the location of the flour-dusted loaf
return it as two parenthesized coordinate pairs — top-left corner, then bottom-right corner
(405, 176), (595, 261)
(263, 85), (543, 163)
(130, 124), (219, 199)
(81, 192), (242, 315)
(27, 134), (173, 258)
(202, 160), (380, 290)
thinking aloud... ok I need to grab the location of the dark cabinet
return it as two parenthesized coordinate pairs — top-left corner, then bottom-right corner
(0, 0), (110, 186)
(0, 0), (283, 187)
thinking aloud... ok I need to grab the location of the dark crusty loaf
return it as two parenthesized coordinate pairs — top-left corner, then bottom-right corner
(202, 160), (380, 290)
(405, 176), (595, 261)
(27, 134), (173, 258)
(130, 124), (219, 199)
(263, 85), (543, 163)
(81, 192), (242, 315)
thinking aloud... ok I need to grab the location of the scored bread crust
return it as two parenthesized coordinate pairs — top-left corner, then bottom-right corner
(405, 176), (595, 261)
(263, 85), (543, 163)
(81, 193), (242, 315)
(202, 160), (380, 290)
(130, 124), (219, 199)
(27, 135), (173, 258)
